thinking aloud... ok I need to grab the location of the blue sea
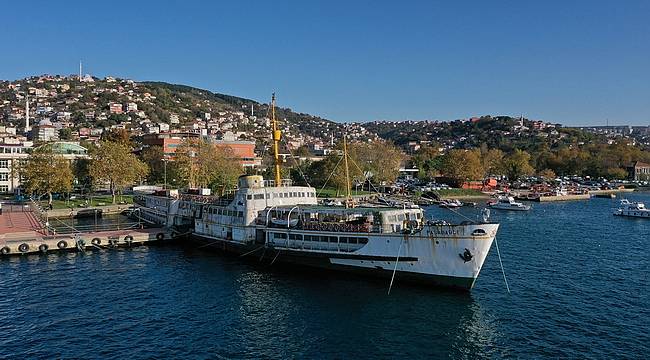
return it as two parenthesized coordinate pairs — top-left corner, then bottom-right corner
(1, 193), (649, 359)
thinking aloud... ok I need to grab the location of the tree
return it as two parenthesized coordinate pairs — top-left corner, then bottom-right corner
(89, 141), (149, 204)
(59, 128), (73, 140)
(305, 148), (363, 196)
(101, 128), (131, 145)
(503, 149), (534, 181)
(538, 168), (556, 180)
(352, 141), (405, 185)
(481, 148), (505, 177)
(411, 145), (442, 180)
(174, 138), (242, 194)
(19, 146), (73, 205)
(139, 146), (166, 184)
(439, 149), (484, 186)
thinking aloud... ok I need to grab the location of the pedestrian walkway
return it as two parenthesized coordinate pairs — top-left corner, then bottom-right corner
(0, 204), (44, 240)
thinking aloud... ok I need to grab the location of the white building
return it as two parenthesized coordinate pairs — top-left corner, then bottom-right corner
(32, 119), (59, 142)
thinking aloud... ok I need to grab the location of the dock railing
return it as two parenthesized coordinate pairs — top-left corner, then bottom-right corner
(26, 197), (145, 237)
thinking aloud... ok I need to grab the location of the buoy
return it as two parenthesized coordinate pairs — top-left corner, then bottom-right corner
(1, 246), (10, 255)
(18, 243), (30, 253)
(156, 233), (165, 241)
(91, 238), (101, 246)
(39, 244), (49, 253)
(57, 240), (68, 249)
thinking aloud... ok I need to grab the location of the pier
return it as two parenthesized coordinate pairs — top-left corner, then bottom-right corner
(0, 203), (169, 256)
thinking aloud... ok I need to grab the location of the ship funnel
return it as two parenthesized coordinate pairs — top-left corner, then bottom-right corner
(238, 175), (264, 189)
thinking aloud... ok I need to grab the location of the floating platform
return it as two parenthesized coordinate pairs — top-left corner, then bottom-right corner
(0, 228), (170, 256)
(592, 193), (616, 199)
(535, 194), (591, 202)
(588, 189), (635, 195)
(0, 204), (170, 256)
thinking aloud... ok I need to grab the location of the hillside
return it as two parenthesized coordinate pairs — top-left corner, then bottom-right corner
(0, 75), (351, 147)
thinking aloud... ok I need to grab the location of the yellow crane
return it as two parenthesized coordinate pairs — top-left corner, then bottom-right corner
(270, 93), (282, 186)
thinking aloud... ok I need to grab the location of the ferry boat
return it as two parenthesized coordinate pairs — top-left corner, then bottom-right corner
(134, 95), (502, 290)
(614, 199), (650, 218)
(487, 196), (531, 211)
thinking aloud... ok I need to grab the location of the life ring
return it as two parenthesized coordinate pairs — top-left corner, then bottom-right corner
(39, 244), (49, 253)
(18, 243), (30, 253)
(91, 238), (101, 246)
(1, 246), (10, 255)
(156, 233), (165, 241)
(57, 240), (68, 249)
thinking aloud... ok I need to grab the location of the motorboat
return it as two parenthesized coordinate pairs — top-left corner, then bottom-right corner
(487, 196), (531, 211)
(614, 199), (650, 218)
(438, 199), (462, 208)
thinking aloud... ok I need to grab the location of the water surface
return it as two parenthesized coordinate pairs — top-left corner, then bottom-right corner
(1, 193), (648, 358)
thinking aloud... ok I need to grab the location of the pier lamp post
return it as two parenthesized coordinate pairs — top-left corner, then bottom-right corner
(162, 157), (168, 190)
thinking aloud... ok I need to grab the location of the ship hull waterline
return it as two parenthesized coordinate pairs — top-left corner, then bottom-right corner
(188, 233), (481, 291)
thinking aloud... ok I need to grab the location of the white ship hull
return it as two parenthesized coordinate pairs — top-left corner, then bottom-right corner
(614, 210), (650, 218)
(191, 222), (499, 290)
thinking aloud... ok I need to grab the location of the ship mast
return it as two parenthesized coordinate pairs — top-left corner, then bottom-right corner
(343, 127), (353, 208)
(271, 93), (282, 186)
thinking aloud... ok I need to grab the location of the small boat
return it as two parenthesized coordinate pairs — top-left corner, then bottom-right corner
(439, 199), (462, 208)
(270, 218), (300, 227)
(487, 196), (531, 211)
(614, 199), (650, 218)
(74, 208), (103, 219)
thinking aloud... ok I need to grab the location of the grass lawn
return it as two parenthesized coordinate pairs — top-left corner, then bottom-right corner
(316, 188), (371, 198)
(38, 195), (134, 209)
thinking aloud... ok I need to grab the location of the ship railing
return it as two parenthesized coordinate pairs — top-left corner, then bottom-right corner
(301, 221), (372, 233)
(264, 179), (293, 187)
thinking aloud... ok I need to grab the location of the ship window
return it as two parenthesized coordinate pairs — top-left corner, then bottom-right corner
(238, 211), (243, 217)
(304, 235), (313, 241)
(254, 194), (264, 200)
(416, 213), (422, 219)
(289, 234), (302, 240)
(247, 195), (252, 200)
(359, 238), (368, 244)
(472, 229), (487, 236)
(266, 194), (271, 199)
(340, 237), (348, 244)
(284, 193), (289, 197)
(348, 237), (358, 244)
(273, 233), (287, 239)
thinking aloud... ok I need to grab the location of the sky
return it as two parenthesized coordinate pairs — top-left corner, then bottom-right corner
(1, 0), (649, 126)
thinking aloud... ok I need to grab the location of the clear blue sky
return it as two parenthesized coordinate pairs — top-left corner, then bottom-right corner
(1, 0), (648, 125)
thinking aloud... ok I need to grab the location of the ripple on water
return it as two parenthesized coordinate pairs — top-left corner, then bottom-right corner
(1, 194), (649, 358)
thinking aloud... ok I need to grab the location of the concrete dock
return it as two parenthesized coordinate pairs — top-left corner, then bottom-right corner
(0, 203), (169, 256)
(536, 194), (591, 202)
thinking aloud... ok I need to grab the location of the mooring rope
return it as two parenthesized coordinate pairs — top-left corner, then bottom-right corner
(270, 249), (281, 265)
(388, 236), (405, 295)
(317, 155), (345, 197)
(494, 236), (510, 293)
(239, 245), (265, 258)
(197, 240), (222, 249)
